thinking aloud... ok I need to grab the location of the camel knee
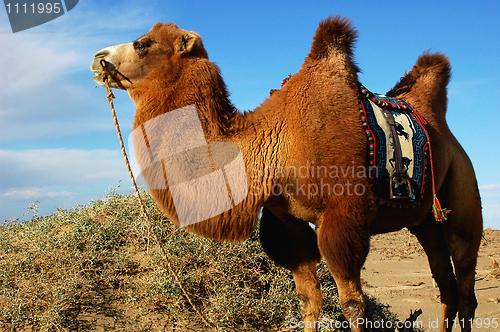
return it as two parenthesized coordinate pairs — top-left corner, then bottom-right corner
(296, 293), (322, 320)
(339, 288), (365, 322)
(342, 299), (365, 318)
(328, 273), (366, 331)
(339, 299), (366, 332)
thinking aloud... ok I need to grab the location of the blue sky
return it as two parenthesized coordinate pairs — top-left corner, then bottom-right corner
(1, 0), (499, 228)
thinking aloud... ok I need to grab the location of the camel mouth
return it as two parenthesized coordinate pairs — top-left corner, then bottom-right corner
(92, 72), (106, 86)
(90, 59), (129, 89)
(90, 57), (117, 86)
(90, 59), (106, 86)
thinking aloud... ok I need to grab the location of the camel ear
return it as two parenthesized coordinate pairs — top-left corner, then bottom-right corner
(179, 33), (199, 53)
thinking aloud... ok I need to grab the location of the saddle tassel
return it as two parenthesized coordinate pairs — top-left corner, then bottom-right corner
(412, 107), (452, 222)
(432, 195), (451, 222)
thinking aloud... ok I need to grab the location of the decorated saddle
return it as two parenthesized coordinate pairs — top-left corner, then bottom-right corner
(358, 84), (428, 206)
(357, 83), (450, 221)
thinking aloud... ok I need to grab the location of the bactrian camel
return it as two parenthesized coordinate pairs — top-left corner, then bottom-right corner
(91, 16), (482, 332)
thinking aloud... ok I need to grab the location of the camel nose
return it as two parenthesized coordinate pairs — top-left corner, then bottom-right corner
(91, 48), (114, 73)
(94, 49), (110, 60)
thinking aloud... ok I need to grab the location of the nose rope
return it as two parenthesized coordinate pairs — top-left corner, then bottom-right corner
(99, 60), (143, 213)
(99, 59), (133, 85)
(98, 60), (215, 330)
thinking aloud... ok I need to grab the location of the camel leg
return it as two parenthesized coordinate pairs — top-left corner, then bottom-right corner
(259, 207), (322, 332)
(410, 216), (459, 332)
(317, 211), (370, 332)
(451, 238), (479, 332)
(439, 166), (482, 332)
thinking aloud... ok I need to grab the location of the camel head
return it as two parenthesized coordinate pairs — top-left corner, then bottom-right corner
(90, 23), (207, 91)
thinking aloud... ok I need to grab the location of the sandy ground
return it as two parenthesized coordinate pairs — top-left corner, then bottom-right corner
(361, 228), (500, 331)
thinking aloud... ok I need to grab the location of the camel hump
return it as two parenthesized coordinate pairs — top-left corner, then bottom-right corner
(387, 52), (452, 114)
(307, 15), (361, 76)
(412, 52), (452, 91)
(413, 52), (451, 78)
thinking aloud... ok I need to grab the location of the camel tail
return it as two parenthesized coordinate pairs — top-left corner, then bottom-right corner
(387, 52), (451, 115)
(308, 15), (361, 74)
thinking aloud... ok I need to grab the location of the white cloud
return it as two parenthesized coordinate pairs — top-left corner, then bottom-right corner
(0, 148), (129, 190)
(448, 79), (490, 97)
(0, 37), (79, 94)
(479, 184), (500, 200)
(483, 205), (500, 230)
(479, 184), (500, 190)
(479, 184), (500, 229)
(0, 0), (163, 221)
(3, 189), (73, 200)
(0, 148), (133, 222)
(0, 0), (161, 144)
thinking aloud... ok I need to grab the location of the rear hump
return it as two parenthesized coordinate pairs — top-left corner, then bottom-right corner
(387, 52), (451, 115)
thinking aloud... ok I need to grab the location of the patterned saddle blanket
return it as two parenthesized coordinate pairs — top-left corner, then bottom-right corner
(358, 84), (428, 207)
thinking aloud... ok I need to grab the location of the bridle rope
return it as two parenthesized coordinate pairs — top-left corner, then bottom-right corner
(98, 60), (215, 330)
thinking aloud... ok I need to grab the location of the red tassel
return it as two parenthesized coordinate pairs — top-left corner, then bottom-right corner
(411, 106), (451, 223)
(432, 195), (451, 222)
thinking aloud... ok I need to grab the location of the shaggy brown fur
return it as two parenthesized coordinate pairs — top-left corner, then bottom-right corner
(91, 15), (482, 332)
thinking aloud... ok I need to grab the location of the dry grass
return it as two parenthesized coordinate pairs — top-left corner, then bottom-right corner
(0, 185), (399, 331)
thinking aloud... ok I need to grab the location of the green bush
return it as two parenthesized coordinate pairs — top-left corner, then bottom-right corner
(0, 186), (400, 331)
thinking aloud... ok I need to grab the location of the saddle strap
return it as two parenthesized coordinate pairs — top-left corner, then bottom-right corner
(382, 107), (414, 200)
(382, 107), (405, 176)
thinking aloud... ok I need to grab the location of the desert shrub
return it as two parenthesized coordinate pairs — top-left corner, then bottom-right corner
(0, 186), (399, 331)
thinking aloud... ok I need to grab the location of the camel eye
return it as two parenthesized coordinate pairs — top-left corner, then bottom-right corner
(135, 44), (148, 56)
(133, 37), (153, 55)
(133, 39), (151, 55)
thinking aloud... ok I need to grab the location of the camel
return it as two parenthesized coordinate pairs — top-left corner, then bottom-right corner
(90, 16), (482, 332)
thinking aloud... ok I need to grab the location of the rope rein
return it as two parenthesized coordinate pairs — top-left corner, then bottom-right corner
(98, 60), (149, 219)
(98, 60), (214, 330)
